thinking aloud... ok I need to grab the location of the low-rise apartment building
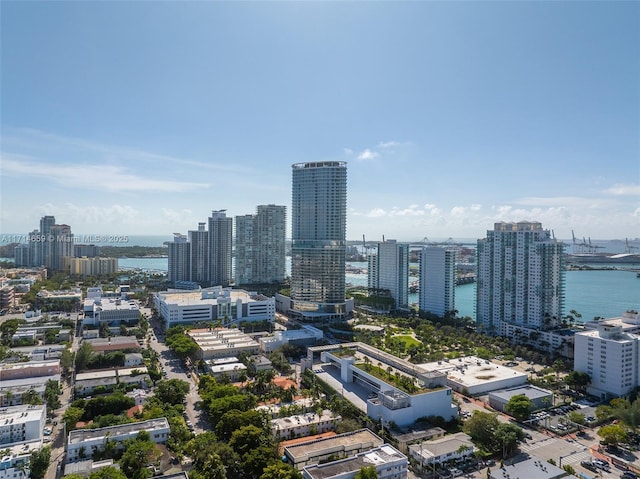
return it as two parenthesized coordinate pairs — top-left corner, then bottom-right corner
(302, 444), (408, 479)
(188, 328), (259, 360)
(0, 440), (41, 479)
(0, 405), (46, 447)
(0, 360), (60, 381)
(284, 429), (383, 470)
(408, 432), (475, 469)
(66, 418), (170, 463)
(271, 410), (341, 440)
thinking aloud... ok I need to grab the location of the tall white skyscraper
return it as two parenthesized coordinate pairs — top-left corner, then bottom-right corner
(476, 221), (565, 335)
(208, 210), (233, 287)
(291, 161), (347, 318)
(419, 247), (457, 317)
(188, 223), (209, 285)
(167, 233), (191, 285)
(235, 205), (286, 285)
(367, 240), (409, 310)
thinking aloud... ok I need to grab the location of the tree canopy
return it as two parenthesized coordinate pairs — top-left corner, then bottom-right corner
(504, 394), (533, 421)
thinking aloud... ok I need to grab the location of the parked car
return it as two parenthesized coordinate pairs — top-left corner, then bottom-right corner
(580, 461), (598, 472)
(592, 459), (609, 470)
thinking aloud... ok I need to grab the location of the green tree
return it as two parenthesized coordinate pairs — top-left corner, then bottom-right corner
(200, 454), (227, 479)
(63, 406), (84, 431)
(75, 341), (94, 371)
(493, 423), (525, 458)
(354, 465), (378, 479)
(22, 389), (43, 405)
(260, 463), (303, 479)
(61, 348), (75, 373)
(166, 334), (198, 358)
(599, 424), (628, 446)
(30, 446), (51, 479)
(504, 394), (533, 421)
(614, 398), (640, 431)
(463, 411), (499, 451)
(241, 445), (277, 479)
(565, 371), (590, 393)
(567, 411), (586, 426)
(216, 409), (266, 442)
(89, 466), (128, 479)
(596, 405), (613, 421)
(155, 378), (190, 405)
(229, 425), (270, 456)
(120, 434), (160, 479)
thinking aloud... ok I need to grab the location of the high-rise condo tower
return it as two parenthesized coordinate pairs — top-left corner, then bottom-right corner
(476, 221), (565, 335)
(291, 161), (347, 319)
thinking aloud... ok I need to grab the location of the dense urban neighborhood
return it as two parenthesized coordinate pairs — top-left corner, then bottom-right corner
(0, 262), (639, 479)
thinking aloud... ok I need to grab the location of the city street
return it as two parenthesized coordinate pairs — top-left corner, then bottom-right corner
(45, 314), (81, 479)
(147, 316), (209, 434)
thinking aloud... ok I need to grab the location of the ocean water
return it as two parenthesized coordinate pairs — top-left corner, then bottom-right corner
(118, 257), (639, 322)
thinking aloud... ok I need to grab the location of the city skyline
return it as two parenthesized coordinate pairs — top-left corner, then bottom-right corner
(1, 2), (638, 240)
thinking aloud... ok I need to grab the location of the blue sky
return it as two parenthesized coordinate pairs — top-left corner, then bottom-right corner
(1, 1), (638, 242)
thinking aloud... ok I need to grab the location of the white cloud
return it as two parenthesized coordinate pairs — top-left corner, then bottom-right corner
(391, 205), (425, 216)
(345, 139), (409, 161)
(604, 183), (640, 196)
(377, 141), (400, 149)
(2, 155), (209, 193)
(357, 149), (378, 161)
(32, 203), (141, 229)
(161, 208), (200, 227)
(365, 208), (387, 218)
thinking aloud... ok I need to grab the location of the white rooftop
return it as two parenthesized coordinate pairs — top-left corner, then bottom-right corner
(417, 356), (527, 388)
(75, 370), (117, 381)
(68, 418), (169, 444)
(271, 410), (339, 430)
(0, 404), (45, 424)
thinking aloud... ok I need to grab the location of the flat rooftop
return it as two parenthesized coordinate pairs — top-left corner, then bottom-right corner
(207, 362), (246, 374)
(272, 410), (338, 430)
(417, 356), (527, 388)
(285, 429), (383, 460)
(84, 298), (139, 312)
(117, 367), (148, 376)
(68, 418), (169, 444)
(303, 444), (405, 479)
(0, 404), (45, 423)
(157, 289), (260, 306)
(0, 359), (60, 370)
(3, 439), (43, 459)
(490, 385), (552, 402)
(75, 370), (117, 381)
(489, 457), (566, 479)
(411, 432), (473, 458)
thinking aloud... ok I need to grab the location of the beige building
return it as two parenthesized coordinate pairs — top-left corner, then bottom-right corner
(69, 257), (118, 277)
(188, 328), (259, 360)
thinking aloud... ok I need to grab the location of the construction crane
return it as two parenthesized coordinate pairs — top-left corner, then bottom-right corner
(588, 237), (605, 253)
(362, 234), (375, 257)
(626, 238), (639, 254)
(572, 230), (589, 253)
